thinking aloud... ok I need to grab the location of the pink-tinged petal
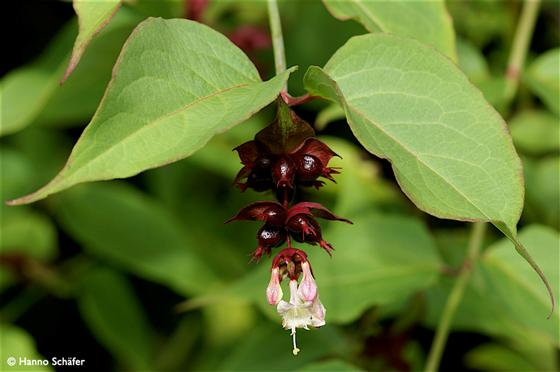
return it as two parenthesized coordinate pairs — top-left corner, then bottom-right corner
(292, 138), (339, 165)
(276, 300), (292, 314)
(225, 201), (285, 224)
(310, 296), (326, 326)
(266, 268), (283, 305)
(297, 262), (317, 302)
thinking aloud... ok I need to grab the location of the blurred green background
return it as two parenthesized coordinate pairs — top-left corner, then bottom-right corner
(0, 1), (558, 371)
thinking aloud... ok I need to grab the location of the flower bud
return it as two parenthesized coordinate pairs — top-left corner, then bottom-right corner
(297, 261), (317, 302)
(266, 267), (283, 305)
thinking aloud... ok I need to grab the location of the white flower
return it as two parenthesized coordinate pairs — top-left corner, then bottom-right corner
(276, 279), (326, 356)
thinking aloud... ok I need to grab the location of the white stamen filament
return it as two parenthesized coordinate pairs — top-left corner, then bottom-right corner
(291, 327), (300, 356)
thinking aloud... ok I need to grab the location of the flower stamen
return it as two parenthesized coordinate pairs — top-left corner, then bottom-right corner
(291, 327), (300, 356)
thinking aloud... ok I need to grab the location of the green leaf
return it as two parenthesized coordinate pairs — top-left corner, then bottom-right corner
(303, 34), (555, 312)
(8, 18), (292, 205)
(0, 10), (140, 135)
(510, 110), (560, 156)
(62, 0), (123, 82)
(304, 34), (523, 233)
(426, 225), (559, 346)
(78, 266), (153, 370)
(0, 324), (52, 371)
(321, 0), (457, 60)
(525, 48), (560, 115)
(52, 182), (218, 295)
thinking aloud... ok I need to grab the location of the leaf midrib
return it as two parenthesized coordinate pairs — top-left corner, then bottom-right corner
(68, 81), (253, 179)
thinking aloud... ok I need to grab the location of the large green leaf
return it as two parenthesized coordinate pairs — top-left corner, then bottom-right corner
(525, 48), (560, 115)
(321, 0), (456, 60)
(8, 18), (291, 205)
(304, 34), (523, 232)
(303, 34), (555, 311)
(78, 266), (153, 370)
(52, 182), (218, 295)
(62, 0), (123, 82)
(0, 11), (140, 136)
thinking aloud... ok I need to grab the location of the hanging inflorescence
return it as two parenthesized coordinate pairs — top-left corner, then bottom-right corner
(226, 100), (351, 355)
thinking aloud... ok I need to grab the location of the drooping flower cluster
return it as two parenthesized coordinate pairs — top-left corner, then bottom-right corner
(227, 101), (351, 355)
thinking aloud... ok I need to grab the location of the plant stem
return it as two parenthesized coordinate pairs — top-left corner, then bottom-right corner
(424, 222), (487, 372)
(504, 0), (541, 105)
(267, 0), (287, 91)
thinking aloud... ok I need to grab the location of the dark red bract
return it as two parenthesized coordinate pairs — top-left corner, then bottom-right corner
(233, 138), (340, 194)
(226, 201), (351, 260)
(229, 104), (351, 270)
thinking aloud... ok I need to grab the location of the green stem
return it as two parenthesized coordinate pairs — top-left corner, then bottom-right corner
(267, 0), (287, 91)
(503, 0), (541, 105)
(424, 222), (487, 372)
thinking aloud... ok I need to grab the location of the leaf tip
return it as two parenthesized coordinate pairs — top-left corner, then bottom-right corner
(512, 238), (557, 319)
(5, 194), (36, 206)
